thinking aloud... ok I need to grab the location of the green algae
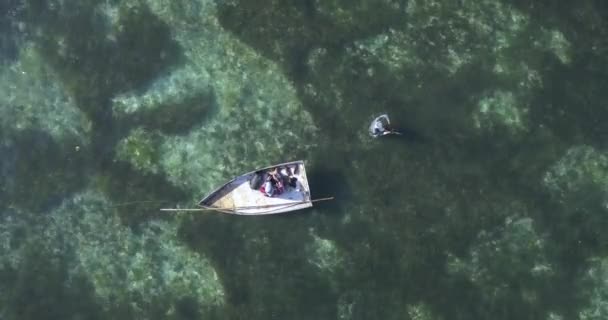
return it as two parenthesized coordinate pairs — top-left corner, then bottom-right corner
(115, 127), (161, 175)
(407, 303), (442, 320)
(179, 214), (339, 320)
(0, 240), (106, 319)
(0, 191), (225, 319)
(112, 66), (217, 135)
(447, 215), (555, 317)
(544, 146), (608, 198)
(3, 1), (608, 319)
(472, 90), (529, 136)
(0, 44), (91, 144)
(541, 145), (608, 253)
(110, 0), (321, 194)
(579, 257), (608, 320)
(543, 144), (608, 233)
(448, 216), (553, 285)
(543, 29), (572, 65)
(2, 130), (88, 212)
(307, 228), (344, 274)
(0, 44), (91, 212)
(22, 0), (183, 120)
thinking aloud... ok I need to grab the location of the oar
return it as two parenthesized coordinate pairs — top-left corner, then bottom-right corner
(311, 196), (334, 202)
(160, 197), (334, 213)
(387, 130), (403, 136)
(380, 129), (402, 136)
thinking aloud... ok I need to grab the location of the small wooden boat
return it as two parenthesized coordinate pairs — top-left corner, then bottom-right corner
(160, 160), (332, 215)
(196, 160), (316, 215)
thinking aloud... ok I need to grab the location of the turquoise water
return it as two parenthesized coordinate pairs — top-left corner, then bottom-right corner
(2, 1), (608, 319)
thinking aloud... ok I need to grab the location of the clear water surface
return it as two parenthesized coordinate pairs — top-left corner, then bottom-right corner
(2, 1), (608, 320)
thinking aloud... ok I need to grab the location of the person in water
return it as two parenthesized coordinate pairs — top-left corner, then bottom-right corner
(372, 115), (402, 137)
(373, 118), (392, 136)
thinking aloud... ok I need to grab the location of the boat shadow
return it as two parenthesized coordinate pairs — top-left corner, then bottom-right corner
(306, 168), (350, 212)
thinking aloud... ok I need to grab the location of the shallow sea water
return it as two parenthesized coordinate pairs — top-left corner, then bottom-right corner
(2, 1), (608, 320)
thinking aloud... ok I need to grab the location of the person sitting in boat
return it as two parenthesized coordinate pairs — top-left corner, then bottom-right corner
(260, 169), (284, 197)
(269, 168), (285, 194)
(261, 178), (275, 197)
(268, 168), (281, 181)
(280, 166), (298, 189)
